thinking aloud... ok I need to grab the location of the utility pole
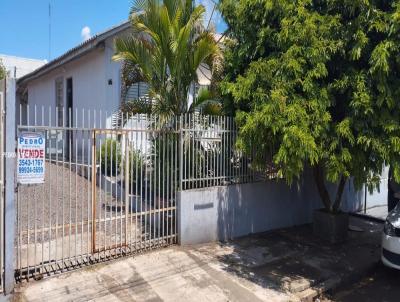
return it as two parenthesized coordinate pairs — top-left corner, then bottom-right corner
(206, 1), (216, 30)
(48, 2), (52, 60)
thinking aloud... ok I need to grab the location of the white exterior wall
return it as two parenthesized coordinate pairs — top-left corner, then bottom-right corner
(24, 36), (125, 128)
(365, 166), (388, 210)
(105, 37), (123, 121)
(26, 50), (105, 126)
(22, 40), (125, 161)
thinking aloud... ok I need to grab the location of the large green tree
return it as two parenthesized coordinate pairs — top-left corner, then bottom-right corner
(220, 0), (400, 212)
(113, 0), (222, 120)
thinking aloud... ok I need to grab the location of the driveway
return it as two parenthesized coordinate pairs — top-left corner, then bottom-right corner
(14, 246), (291, 302)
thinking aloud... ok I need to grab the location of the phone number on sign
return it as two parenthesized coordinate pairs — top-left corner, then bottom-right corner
(18, 159), (44, 167)
(18, 166), (44, 174)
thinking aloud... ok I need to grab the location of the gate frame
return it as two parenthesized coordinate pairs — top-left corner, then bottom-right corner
(0, 91), (3, 292)
(90, 130), (132, 254)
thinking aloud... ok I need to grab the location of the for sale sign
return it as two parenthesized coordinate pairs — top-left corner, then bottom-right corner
(17, 132), (45, 184)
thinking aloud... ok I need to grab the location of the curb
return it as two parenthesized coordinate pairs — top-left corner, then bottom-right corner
(0, 294), (13, 302)
(294, 260), (381, 302)
(349, 212), (385, 224)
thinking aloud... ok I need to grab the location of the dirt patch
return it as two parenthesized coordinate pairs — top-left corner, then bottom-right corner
(16, 162), (121, 245)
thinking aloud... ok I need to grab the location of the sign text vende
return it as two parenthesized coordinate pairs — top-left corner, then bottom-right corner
(17, 132), (46, 184)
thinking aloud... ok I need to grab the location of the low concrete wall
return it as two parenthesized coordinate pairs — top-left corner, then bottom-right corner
(178, 169), (365, 245)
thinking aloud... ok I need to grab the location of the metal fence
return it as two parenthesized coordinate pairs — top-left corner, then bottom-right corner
(179, 114), (257, 190)
(15, 106), (259, 280)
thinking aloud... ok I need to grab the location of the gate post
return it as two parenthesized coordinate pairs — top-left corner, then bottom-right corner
(124, 134), (129, 247)
(4, 78), (16, 294)
(179, 115), (183, 191)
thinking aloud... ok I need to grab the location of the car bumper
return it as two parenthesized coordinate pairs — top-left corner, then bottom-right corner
(382, 233), (400, 269)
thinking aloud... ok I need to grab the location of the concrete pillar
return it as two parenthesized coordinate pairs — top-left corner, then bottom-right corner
(3, 78), (15, 294)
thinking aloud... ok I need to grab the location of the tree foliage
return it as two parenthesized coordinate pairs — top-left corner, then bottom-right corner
(189, 87), (223, 115)
(0, 59), (5, 80)
(113, 0), (223, 121)
(220, 0), (400, 212)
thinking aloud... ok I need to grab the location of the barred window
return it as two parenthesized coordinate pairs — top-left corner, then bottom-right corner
(125, 82), (149, 101)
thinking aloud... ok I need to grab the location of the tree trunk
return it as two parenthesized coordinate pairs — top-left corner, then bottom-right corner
(313, 164), (332, 211)
(332, 175), (347, 213)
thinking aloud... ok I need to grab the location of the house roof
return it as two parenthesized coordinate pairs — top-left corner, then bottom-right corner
(18, 20), (130, 85)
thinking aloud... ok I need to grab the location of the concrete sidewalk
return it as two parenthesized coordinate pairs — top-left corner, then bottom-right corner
(363, 205), (388, 220)
(14, 216), (382, 302)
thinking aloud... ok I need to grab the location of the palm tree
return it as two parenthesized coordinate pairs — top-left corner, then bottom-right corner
(113, 0), (222, 121)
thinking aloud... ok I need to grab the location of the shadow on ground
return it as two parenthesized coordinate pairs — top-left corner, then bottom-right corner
(191, 216), (383, 299)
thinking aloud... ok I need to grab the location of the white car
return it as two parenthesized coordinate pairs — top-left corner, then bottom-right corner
(382, 203), (400, 269)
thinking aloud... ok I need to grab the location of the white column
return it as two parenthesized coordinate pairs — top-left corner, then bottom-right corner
(4, 78), (16, 294)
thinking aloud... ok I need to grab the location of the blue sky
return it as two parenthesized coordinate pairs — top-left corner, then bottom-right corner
(0, 0), (226, 61)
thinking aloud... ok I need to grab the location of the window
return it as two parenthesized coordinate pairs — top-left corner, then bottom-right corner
(55, 77), (64, 126)
(125, 82), (149, 101)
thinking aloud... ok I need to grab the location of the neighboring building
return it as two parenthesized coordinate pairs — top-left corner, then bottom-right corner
(0, 54), (46, 79)
(0, 54), (46, 125)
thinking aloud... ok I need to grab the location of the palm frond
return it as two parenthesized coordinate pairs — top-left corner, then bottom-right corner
(113, 35), (153, 82)
(130, 0), (147, 15)
(189, 87), (223, 115)
(114, 0), (221, 118)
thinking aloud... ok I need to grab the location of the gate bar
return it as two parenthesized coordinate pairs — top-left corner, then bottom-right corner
(91, 131), (97, 254)
(124, 134), (129, 247)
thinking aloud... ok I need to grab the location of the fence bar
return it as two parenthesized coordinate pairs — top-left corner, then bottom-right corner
(91, 131), (97, 254)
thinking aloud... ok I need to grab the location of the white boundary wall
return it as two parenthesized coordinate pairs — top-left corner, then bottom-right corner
(178, 169), (366, 245)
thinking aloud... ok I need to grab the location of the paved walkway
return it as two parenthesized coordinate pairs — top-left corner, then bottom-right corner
(364, 205), (388, 220)
(14, 247), (290, 302)
(15, 216), (383, 302)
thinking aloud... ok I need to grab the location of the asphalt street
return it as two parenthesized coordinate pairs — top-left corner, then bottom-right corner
(323, 262), (400, 302)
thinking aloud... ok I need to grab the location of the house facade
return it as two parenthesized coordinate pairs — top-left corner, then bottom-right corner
(17, 22), (132, 129)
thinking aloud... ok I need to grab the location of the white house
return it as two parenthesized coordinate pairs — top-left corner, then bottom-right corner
(17, 21), (133, 129)
(17, 21), (212, 129)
